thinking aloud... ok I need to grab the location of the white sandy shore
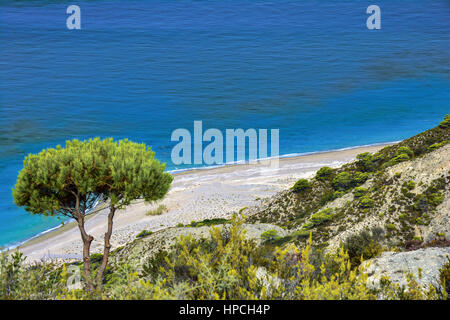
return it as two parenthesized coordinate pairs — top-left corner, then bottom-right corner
(16, 144), (391, 263)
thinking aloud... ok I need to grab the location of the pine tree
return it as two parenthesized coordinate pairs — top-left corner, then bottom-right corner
(13, 138), (173, 292)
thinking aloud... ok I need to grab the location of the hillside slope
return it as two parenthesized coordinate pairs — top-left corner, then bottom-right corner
(247, 116), (449, 251)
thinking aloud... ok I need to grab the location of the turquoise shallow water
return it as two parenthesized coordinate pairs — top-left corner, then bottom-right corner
(0, 0), (449, 247)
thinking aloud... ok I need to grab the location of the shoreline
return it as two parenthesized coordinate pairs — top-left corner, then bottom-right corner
(14, 142), (395, 262)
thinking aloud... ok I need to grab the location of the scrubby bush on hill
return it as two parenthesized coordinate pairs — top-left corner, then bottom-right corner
(315, 167), (334, 180)
(291, 179), (310, 193)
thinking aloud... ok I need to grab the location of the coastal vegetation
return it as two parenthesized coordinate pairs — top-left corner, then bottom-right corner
(0, 214), (446, 300)
(1, 115), (449, 300)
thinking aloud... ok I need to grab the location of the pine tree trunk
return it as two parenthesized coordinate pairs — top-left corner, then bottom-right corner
(77, 217), (95, 293)
(96, 205), (116, 288)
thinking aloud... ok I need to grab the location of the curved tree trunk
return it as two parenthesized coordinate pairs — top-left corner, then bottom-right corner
(96, 205), (116, 288)
(77, 217), (95, 293)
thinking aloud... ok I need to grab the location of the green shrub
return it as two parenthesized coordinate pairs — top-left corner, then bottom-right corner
(136, 230), (153, 238)
(439, 257), (450, 297)
(332, 172), (353, 191)
(428, 192), (444, 206)
(90, 253), (104, 263)
(353, 187), (368, 198)
(315, 167), (334, 181)
(292, 179), (310, 193)
(405, 180), (416, 190)
(188, 218), (230, 228)
(386, 223), (396, 231)
(356, 152), (375, 172)
(260, 229), (281, 243)
(176, 223), (184, 228)
(414, 191), (444, 213)
(333, 191), (345, 199)
(396, 146), (413, 158)
(309, 208), (334, 227)
(439, 114), (450, 129)
(415, 218), (425, 225)
(358, 196), (375, 208)
(343, 229), (384, 267)
(354, 172), (370, 185)
(428, 141), (448, 151)
(386, 153), (410, 167)
(291, 229), (311, 239)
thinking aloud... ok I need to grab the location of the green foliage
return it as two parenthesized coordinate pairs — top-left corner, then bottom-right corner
(291, 179), (310, 193)
(353, 172), (369, 185)
(439, 114), (450, 129)
(386, 223), (396, 231)
(136, 230), (153, 239)
(187, 218), (230, 228)
(13, 138), (173, 215)
(12, 138), (174, 292)
(291, 229), (311, 239)
(385, 153), (410, 167)
(414, 191), (444, 213)
(1, 216), (446, 300)
(332, 191), (345, 199)
(0, 251), (67, 300)
(353, 187), (368, 198)
(356, 152), (376, 172)
(332, 172), (354, 191)
(332, 171), (368, 191)
(428, 141), (448, 151)
(415, 218), (425, 225)
(146, 204), (168, 216)
(396, 146), (413, 158)
(343, 228), (384, 267)
(315, 167), (334, 181)
(309, 208), (333, 227)
(260, 230), (281, 243)
(358, 196), (375, 209)
(405, 180), (416, 190)
(439, 257), (450, 297)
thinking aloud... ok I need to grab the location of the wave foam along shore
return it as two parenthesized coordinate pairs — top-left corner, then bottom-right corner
(14, 143), (392, 263)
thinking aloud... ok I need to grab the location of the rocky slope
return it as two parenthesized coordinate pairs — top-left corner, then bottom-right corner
(364, 247), (450, 291)
(247, 116), (449, 252)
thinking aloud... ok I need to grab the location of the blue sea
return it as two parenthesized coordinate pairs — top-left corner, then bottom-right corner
(0, 0), (449, 248)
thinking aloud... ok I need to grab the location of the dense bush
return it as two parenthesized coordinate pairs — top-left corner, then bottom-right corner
(315, 167), (334, 181)
(358, 196), (375, 209)
(291, 179), (310, 193)
(260, 230), (281, 243)
(439, 114), (450, 129)
(356, 152), (376, 172)
(332, 172), (354, 191)
(396, 146), (413, 158)
(342, 228), (384, 268)
(332, 171), (368, 191)
(309, 208), (333, 227)
(353, 187), (368, 198)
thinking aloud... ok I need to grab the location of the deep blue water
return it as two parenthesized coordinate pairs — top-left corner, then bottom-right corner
(0, 0), (449, 247)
